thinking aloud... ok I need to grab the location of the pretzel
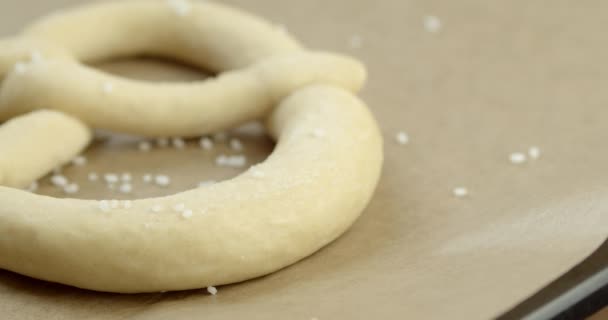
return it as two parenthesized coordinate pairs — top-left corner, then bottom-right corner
(0, 0), (364, 137)
(0, 0), (383, 293)
(0, 110), (91, 189)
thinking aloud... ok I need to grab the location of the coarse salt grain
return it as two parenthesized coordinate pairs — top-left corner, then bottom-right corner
(216, 155), (247, 168)
(99, 200), (111, 212)
(173, 203), (186, 212)
(453, 187), (469, 198)
(102, 82), (114, 94)
(51, 175), (69, 187)
(172, 137), (186, 149)
(424, 15), (442, 33)
(251, 169), (265, 178)
(213, 132), (228, 142)
(275, 24), (287, 34)
(229, 138), (244, 151)
(122, 200), (133, 209)
(395, 131), (410, 145)
(88, 172), (99, 181)
(207, 286), (218, 295)
(150, 204), (163, 213)
(14, 62), (28, 74)
(528, 146), (541, 160)
(64, 183), (80, 194)
(200, 137), (214, 150)
(104, 173), (119, 184)
(509, 152), (527, 165)
(119, 183), (133, 194)
(349, 34), (363, 49)
(182, 210), (193, 219)
(72, 156), (87, 166)
(156, 137), (169, 147)
(198, 180), (216, 188)
(30, 51), (43, 63)
(155, 175), (171, 187)
(167, 0), (191, 16)
(28, 181), (39, 192)
(138, 141), (152, 152)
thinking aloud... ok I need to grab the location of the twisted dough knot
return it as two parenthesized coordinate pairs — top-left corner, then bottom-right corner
(0, 0), (383, 293)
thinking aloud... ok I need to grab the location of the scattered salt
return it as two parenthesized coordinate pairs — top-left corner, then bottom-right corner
(198, 180), (216, 188)
(213, 132), (228, 142)
(207, 286), (218, 295)
(509, 152), (527, 165)
(453, 187), (469, 198)
(98, 200), (111, 212)
(138, 141), (152, 152)
(182, 210), (193, 219)
(395, 131), (410, 145)
(30, 51), (43, 63)
(167, 0), (191, 16)
(122, 200), (133, 209)
(216, 155), (247, 168)
(119, 183), (133, 194)
(51, 175), (69, 187)
(104, 173), (119, 184)
(121, 173), (132, 182)
(528, 146), (541, 160)
(72, 156), (87, 166)
(155, 175), (171, 187)
(200, 137), (214, 150)
(143, 174), (153, 183)
(88, 172), (99, 182)
(28, 181), (39, 192)
(172, 137), (186, 149)
(424, 15), (442, 33)
(102, 82), (114, 94)
(150, 204), (163, 213)
(349, 34), (363, 49)
(64, 183), (80, 194)
(229, 138), (244, 151)
(156, 137), (170, 148)
(14, 62), (28, 74)
(251, 169), (265, 179)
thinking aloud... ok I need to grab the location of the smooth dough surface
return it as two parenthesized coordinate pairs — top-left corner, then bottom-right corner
(0, 51), (366, 137)
(0, 110), (91, 189)
(22, 0), (302, 71)
(0, 85), (383, 293)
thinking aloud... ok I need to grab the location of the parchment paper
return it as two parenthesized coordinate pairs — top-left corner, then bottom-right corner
(0, 0), (606, 319)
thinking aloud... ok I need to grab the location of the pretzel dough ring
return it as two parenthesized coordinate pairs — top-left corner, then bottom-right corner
(0, 1), (383, 293)
(0, 0), (366, 137)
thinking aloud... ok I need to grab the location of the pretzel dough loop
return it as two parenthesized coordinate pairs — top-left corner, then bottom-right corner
(0, 0), (384, 293)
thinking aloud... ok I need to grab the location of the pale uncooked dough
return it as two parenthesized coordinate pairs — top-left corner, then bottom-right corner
(0, 51), (365, 137)
(0, 110), (91, 189)
(0, 85), (383, 293)
(0, 0), (383, 293)
(0, 0), (364, 137)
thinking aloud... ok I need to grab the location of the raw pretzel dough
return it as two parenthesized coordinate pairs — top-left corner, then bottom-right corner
(0, 51), (365, 137)
(0, 85), (383, 293)
(0, 110), (91, 189)
(0, 0), (364, 137)
(0, 0), (383, 293)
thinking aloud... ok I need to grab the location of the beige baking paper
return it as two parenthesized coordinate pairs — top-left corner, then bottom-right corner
(0, 0), (606, 319)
